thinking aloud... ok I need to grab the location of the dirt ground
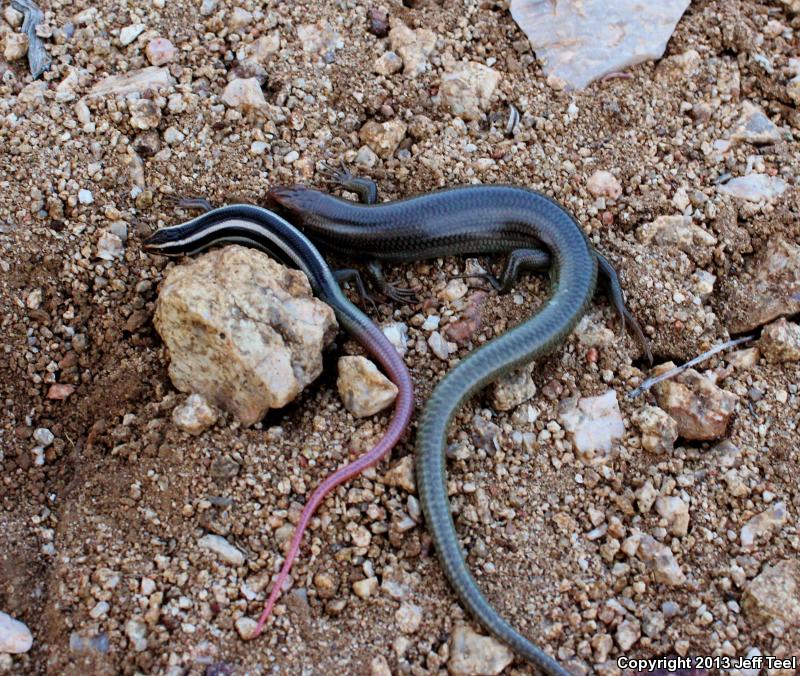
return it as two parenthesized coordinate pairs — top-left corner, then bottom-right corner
(1, 0), (799, 674)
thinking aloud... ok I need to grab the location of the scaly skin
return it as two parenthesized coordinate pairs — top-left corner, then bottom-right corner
(143, 204), (414, 638)
(268, 182), (638, 675)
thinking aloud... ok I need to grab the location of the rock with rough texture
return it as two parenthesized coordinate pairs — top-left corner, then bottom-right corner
(383, 455), (415, 493)
(389, 19), (436, 77)
(440, 61), (500, 121)
(730, 102), (782, 145)
(652, 364), (738, 441)
(336, 356), (398, 418)
(234, 616), (257, 640)
(153, 245), (338, 426)
(633, 405), (679, 454)
(489, 366), (536, 411)
(5, 32), (29, 61)
(758, 318), (800, 363)
(173, 394), (218, 435)
(395, 602), (422, 633)
(509, 0), (691, 89)
(382, 322), (409, 357)
(656, 496), (690, 536)
(0, 612), (32, 653)
(297, 20), (342, 56)
(586, 171), (622, 199)
(373, 51), (403, 76)
(359, 119), (407, 159)
(741, 502), (787, 550)
(119, 23), (145, 46)
(637, 533), (686, 586)
(125, 618), (148, 652)
(221, 78), (266, 109)
(88, 67), (175, 98)
(198, 534), (245, 565)
(637, 215), (717, 265)
(559, 390), (625, 464)
(448, 625), (514, 675)
(743, 559), (800, 626)
(725, 238), (800, 333)
(129, 98), (161, 130)
(717, 174), (788, 202)
(145, 38), (176, 66)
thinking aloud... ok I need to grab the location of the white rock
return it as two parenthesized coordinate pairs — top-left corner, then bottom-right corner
(743, 559), (800, 625)
(559, 390), (625, 464)
(172, 394), (218, 435)
(200, 0), (217, 16)
(383, 455), (415, 493)
(637, 215), (717, 264)
(0, 612), (33, 653)
(448, 625), (514, 675)
(96, 231), (124, 261)
(490, 366), (536, 412)
(164, 127), (185, 145)
(718, 174), (788, 202)
(198, 534), (245, 566)
(129, 98), (161, 130)
(395, 602), (422, 633)
(656, 496), (690, 536)
(389, 19), (436, 77)
(33, 428), (54, 446)
(89, 601), (110, 619)
(635, 481), (658, 514)
(586, 170), (622, 199)
(119, 23), (146, 46)
(440, 61), (500, 121)
(355, 144), (379, 168)
(359, 119), (407, 159)
(78, 189), (94, 205)
(730, 102), (781, 145)
(221, 78), (266, 109)
(442, 279), (468, 302)
(510, 0), (691, 89)
(337, 356), (398, 418)
(246, 33), (281, 62)
(125, 618), (148, 652)
(632, 405), (678, 454)
(153, 246), (338, 426)
(382, 322), (409, 357)
(428, 331), (455, 360)
(250, 141), (268, 155)
(4, 6), (23, 28)
(741, 502), (787, 550)
(88, 67), (175, 99)
(4, 32), (28, 61)
(353, 576), (379, 598)
(296, 20), (342, 55)
(758, 318), (800, 363)
(373, 51), (403, 76)
(229, 7), (253, 30)
(145, 38), (176, 66)
(616, 620), (641, 651)
(234, 616), (258, 640)
(637, 534), (686, 586)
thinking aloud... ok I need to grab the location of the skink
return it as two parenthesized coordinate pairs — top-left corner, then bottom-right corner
(143, 204), (414, 637)
(269, 172), (649, 675)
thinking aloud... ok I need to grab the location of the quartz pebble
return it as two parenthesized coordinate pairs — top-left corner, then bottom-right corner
(0, 612), (33, 653)
(145, 38), (176, 66)
(198, 534), (245, 566)
(652, 364), (737, 441)
(510, 0), (691, 89)
(89, 67), (175, 98)
(153, 246), (337, 426)
(730, 102), (781, 145)
(172, 394), (218, 435)
(234, 616), (257, 640)
(221, 78), (266, 109)
(656, 496), (690, 536)
(119, 24), (145, 46)
(448, 625), (514, 675)
(559, 390), (625, 464)
(382, 322), (409, 357)
(395, 602), (422, 633)
(758, 318), (800, 363)
(636, 533), (686, 586)
(389, 19), (436, 77)
(717, 174), (788, 202)
(740, 502), (787, 550)
(336, 356), (398, 418)
(586, 171), (622, 199)
(373, 51), (403, 76)
(440, 61), (500, 121)
(383, 455), (415, 493)
(353, 576), (379, 598)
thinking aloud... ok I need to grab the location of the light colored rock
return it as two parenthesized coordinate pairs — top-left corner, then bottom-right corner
(220, 78), (266, 110)
(119, 23), (145, 46)
(125, 618), (148, 652)
(637, 533), (686, 586)
(510, 0), (691, 89)
(632, 405), (678, 454)
(55, 68), (81, 102)
(652, 364), (738, 441)
(4, 5), (23, 28)
(743, 559), (800, 626)
(725, 238), (800, 333)
(4, 32), (28, 60)
(382, 322), (409, 357)
(396, 602), (422, 633)
(718, 174), (788, 202)
(229, 7), (253, 30)
(337, 356), (398, 418)
(374, 51), (403, 76)
(448, 625), (514, 675)
(574, 313), (614, 348)
(383, 455), (415, 493)
(730, 102), (781, 145)
(656, 48), (702, 81)
(88, 67), (175, 99)
(359, 119), (407, 159)
(656, 496), (690, 536)
(33, 428), (54, 446)
(198, 534), (245, 565)
(635, 481), (658, 514)
(200, 0), (217, 16)
(616, 620), (640, 651)
(428, 331), (456, 360)
(78, 189), (94, 205)
(353, 576), (379, 598)
(246, 33), (281, 62)
(758, 318), (800, 363)
(355, 144), (379, 168)
(441, 279), (468, 302)
(370, 655), (392, 676)
(172, 394), (218, 435)
(637, 215), (717, 265)
(490, 366), (536, 412)
(440, 61), (500, 121)
(234, 616), (258, 640)
(389, 19), (436, 77)
(788, 58), (800, 105)
(97, 231), (124, 261)
(145, 38), (176, 66)
(297, 20), (342, 55)
(153, 246), (338, 426)
(586, 170), (622, 199)
(741, 502), (787, 550)
(17, 81), (47, 106)
(0, 612), (32, 653)
(559, 390), (625, 464)
(129, 98), (161, 130)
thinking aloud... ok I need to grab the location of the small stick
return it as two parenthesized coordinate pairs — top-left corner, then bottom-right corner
(627, 334), (756, 399)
